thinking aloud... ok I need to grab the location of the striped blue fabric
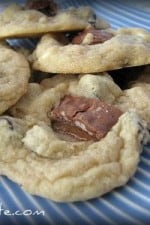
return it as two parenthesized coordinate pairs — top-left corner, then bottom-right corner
(0, 1), (150, 225)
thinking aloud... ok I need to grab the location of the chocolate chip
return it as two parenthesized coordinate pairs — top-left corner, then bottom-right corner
(26, 0), (58, 16)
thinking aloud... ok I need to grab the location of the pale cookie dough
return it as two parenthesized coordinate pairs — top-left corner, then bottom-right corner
(9, 73), (122, 122)
(0, 43), (30, 115)
(0, 4), (109, 39)
(0, 112), (149, 202)
(32, 28), (150, 73)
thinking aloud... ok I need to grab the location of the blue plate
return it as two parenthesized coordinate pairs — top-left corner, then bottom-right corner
(0, 1), (150, 225)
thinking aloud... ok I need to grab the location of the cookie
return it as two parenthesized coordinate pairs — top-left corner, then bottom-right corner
(32, 28), (150, 73)
(0, 43), (30, 115)
(2, 72), (150, 201)
(0, 4), (109, 39)
(0, 111), (149, 202)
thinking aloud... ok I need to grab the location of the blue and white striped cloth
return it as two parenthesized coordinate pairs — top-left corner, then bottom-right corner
(0, 1), (150, 225)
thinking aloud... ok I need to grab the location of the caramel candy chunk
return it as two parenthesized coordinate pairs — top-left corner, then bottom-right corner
(26, 0), (58, 16)
(51, 95), (122, 141)
(72, 28), (113, 45)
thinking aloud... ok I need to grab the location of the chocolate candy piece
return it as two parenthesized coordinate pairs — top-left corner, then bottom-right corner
(51, 95), (122, 141)
(72, 28), (113, 45)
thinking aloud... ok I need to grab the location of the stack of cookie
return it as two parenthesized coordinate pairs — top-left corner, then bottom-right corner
(0, 0), (149, 202)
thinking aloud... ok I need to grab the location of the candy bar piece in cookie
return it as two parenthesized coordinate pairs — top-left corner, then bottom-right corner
(0, 4), (109, 39)
(51, 95), (122, 141)
(0, 42), (30, 115)
(32, 28), (150, 73)
(0, 110), (149, 202)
